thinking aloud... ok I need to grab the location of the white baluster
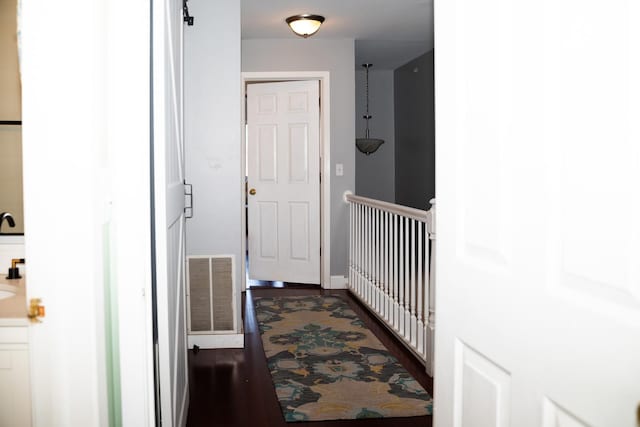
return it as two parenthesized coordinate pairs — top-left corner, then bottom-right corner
(361, 204), (365, 297)
(370, 207), (374, 310)
(426, 198), (436, 377)
(357, 203), (363, 296)
(377, 208), (382, 315)
(358, 204), (363, 297)
(365, 205), (370, 305)
(424, 225), (430, 360)
(360, 205), (363, 296)
(352, 203), (356, 293)
(403, 216), (409, 341)
(371, 209), (380, 311)
(378, 209), (383, 315)
(349, 203), (355, 290)
(370, 207), (375, 311)
(383, 211), (389, 322)
(398, 216), (405, 335)
(377, 208), (382, 314)
(410, 218), (417, 348)
(387, 211), (392, 323)
(360, 203), (365, 296)
(365, 206), (370, 305)
(392, 213), (399, 331)
(354, 203), (358, 294)
(417, 220), (425, 357)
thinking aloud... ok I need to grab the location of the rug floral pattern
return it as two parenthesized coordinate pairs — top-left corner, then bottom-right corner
(254, 295), (433, 422)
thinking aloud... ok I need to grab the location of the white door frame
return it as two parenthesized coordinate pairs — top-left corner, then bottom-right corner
(241, 71), (331, 290)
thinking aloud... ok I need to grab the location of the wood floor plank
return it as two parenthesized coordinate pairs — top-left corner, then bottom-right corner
(187, 285), (433, 427)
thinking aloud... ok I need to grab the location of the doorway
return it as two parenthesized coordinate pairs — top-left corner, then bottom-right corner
(241, 72), (332, 291)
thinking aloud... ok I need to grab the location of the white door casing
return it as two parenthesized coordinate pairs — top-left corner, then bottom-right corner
(434, 1), (640, 427)
(153, 0), (189, 425)
(247, 81), (321, 284)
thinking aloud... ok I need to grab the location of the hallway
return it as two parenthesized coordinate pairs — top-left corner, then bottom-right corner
(186, 286), (433, 426)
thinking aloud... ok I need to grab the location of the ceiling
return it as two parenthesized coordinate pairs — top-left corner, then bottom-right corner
(241, 0), (434, 70)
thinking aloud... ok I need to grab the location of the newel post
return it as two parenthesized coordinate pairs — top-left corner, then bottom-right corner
(426, 198), (436, 376)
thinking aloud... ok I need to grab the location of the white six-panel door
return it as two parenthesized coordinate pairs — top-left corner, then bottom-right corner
(246, 81), (321, 284)
(153, 0), (189, 425)
(434, 0), (640, 426)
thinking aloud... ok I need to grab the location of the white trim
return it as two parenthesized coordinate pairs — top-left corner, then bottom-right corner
(240, 71), (331, 290)
(0, 318), (29, 327)
(330, 275), (348, 289)
(187, 333), (244, 349)
(0, 235), (24, 245)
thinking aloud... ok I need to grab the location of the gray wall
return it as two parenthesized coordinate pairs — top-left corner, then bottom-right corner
(184, 0), (242, 290)
(355, 69), (395, 202)
(394, 50), (435, 210)
(242, 39), (355, 277)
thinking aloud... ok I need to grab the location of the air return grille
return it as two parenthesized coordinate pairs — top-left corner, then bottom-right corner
(187, 255), (235, 333)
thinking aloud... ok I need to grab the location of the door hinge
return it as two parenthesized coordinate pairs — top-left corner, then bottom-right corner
(184, 180), (193, 219)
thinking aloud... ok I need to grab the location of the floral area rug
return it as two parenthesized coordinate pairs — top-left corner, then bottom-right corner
(254, 295), (433, 422)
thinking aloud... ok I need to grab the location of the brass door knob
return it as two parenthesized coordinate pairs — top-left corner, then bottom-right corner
(249, 188), (257, 195)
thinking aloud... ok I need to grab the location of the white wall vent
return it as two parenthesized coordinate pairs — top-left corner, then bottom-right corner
(186, 255), (237, 335)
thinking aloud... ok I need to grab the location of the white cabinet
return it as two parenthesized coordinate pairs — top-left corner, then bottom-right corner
(0, 324), (31, 427)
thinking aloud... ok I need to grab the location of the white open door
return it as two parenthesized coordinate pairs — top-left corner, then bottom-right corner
(21, 0), (155, 425)
(246, 81), (321, 284)
(152, 0), (189, 425)
(434, 1), (640, 426)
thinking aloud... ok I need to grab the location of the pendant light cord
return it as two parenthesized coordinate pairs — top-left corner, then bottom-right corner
(363, 63), (372, 137)
(365, 65), (370, 119)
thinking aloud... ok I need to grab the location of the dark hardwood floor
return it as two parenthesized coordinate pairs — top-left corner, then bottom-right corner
(186, 284), (433, 427)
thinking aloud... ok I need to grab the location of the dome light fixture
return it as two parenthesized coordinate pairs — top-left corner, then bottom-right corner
(285, 14), (325, 38)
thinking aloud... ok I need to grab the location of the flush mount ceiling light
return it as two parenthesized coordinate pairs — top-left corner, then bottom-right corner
(286, 14), (325, 38)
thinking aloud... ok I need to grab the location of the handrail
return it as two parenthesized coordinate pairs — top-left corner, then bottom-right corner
(345, 194), (428, 223)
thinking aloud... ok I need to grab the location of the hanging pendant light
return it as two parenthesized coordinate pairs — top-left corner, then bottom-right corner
(356, 64), (384, 155)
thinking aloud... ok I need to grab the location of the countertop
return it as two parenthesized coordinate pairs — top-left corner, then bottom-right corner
(0, 274), (27, 321)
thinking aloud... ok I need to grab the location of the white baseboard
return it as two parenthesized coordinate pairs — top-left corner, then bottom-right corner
(330, 275), (348, 289)
(187, 333), (244, 349)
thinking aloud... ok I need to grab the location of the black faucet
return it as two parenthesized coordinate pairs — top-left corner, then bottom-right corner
(0, 212), (16, 233)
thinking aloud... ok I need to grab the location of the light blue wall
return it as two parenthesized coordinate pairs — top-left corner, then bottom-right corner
(242, 38), (356, 276)
(184, 0), (242, 288)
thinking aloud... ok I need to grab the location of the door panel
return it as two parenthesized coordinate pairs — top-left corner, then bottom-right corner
(247, 81), (320, 284)
(152, 0), (188, 425)
(258, 202), (278, 259)
(542, 398), (590, 427)
(289, 124), (309, 182)
(435, 0), (640, 426)
(258, 126), (277, 182)
(454, 340), (511, 427)
(289, 202), (310, 260)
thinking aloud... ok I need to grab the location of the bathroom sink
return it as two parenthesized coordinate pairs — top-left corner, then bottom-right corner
(0, 283), (18, 300)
